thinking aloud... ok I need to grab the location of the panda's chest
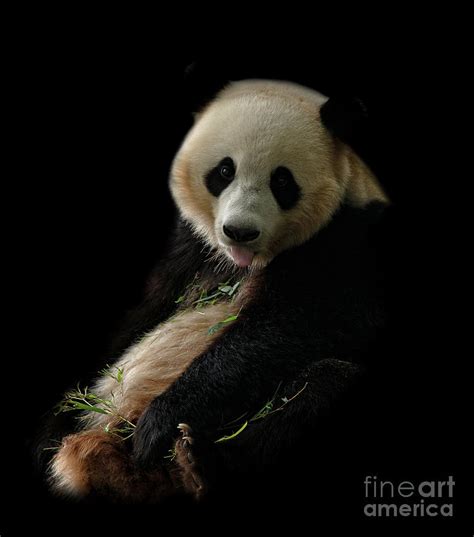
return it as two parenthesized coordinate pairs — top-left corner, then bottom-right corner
(89, 273), (258, 423)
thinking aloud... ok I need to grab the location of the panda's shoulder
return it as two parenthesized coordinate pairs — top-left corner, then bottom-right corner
(308, 201), (389, 253)
(270, 201), (389, 283)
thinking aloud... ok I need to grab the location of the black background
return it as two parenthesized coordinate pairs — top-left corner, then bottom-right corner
(3, 18), (472, 537)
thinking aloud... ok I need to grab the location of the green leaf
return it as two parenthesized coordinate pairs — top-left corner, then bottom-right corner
(99, 364), (111, 376)
(193, 291), (221, 305)
(207, 322), (224, 335)
(207, 313), (239, 335)
(229, 281), (241, 295)
(69, 402), (109, 414)
(219, 285), (233, 294)
(215, 421), (249, 443)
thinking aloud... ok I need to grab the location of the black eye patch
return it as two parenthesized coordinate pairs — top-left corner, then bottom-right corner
(205, 157), (235, 197)
(270, 167), (301, 210)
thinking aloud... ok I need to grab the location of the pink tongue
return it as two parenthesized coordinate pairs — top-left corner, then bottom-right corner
(229, 246), (255, 268)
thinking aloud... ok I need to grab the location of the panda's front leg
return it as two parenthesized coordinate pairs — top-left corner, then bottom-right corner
(210, 358), (365, 467)
(132, 391), (196, 468)
(132, 398), (221, 500)
(133, 358), (364, 499)
(174, 359), (365, 496)
(131, 292), (364, 474)
(132, 320), (309, 469)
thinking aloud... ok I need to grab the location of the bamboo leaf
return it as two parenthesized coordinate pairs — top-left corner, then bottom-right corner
(215, 421), (248, 443)
(69, 402), (109, 414)
(219, 285), (233, 294)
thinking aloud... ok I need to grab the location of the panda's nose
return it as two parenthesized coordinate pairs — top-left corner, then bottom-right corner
(223, 225), (260, 243)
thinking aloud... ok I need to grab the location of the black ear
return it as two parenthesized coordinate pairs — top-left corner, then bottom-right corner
(320, 96), (369, 146)
(183, 61), (229, 113)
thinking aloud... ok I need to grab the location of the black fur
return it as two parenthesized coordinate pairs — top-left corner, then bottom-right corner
(34, 76), (389, 494)
(320, 95), (369, 145)
(37, 194), (387, 501)
(205, 157), (235, 197)
(106, 220), (245, 359)
(34, 219), (239, 470)
(132, 202), (387, 471)
(176, 358), (365, 493)
(270, 166), (301, 210)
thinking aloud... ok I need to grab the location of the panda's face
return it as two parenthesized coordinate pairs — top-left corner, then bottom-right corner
(170, 81), (350, 269)
(203, 156), (302, 267)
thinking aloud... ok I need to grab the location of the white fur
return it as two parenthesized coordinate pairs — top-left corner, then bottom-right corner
(50, 79), (388, 497)
(170, 79), (386, 269)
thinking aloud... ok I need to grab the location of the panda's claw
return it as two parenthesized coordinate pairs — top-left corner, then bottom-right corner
(174, 423), (207, 499)
(178, 423), (195, 446)
(177, 423), (193, 435)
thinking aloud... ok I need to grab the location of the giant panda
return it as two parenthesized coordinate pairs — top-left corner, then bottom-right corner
(43, 79), (388, 503)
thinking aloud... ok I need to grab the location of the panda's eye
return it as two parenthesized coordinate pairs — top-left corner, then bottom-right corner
(205, 157), (236, 197)
(270, 167), (301, 210)
(219, 164), (235, 180)
(274, 174), (288, 188)
(271, 168), (292, 189)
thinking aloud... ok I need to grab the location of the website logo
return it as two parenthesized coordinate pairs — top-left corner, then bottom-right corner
(363, 475), (455, 517)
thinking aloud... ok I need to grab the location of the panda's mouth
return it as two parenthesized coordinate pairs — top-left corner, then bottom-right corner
(228, 245), (256, 268)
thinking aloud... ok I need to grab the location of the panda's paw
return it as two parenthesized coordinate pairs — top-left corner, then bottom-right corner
(174, 423), (207, 500)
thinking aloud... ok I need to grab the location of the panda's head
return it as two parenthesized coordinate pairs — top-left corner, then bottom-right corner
(170, 80), (386, 269)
